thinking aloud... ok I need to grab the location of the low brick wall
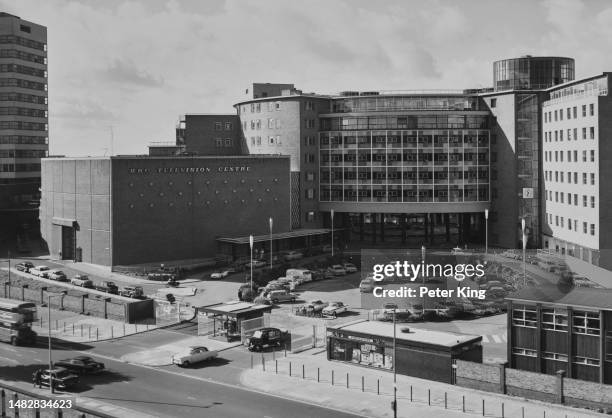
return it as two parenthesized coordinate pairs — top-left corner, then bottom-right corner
(455, 360), (502, 393)
(506, 368), (558, 403)
(564, 377), (612, 411)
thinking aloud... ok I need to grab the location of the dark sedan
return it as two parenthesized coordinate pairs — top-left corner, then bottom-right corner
(54, 356), (105, 375)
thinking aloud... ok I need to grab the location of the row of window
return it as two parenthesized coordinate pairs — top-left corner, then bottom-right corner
(240, 101), (282, 114)
(544, 103), (594, 123)
(546, 191), (595, 207)
(320, 187), (489, 202)
(244, 119), (282, 131)
(0, 135), (47, 145)
(545, 171), (595, 185)
(0, 63), (46, 78)
(0, 92), (47, 104)
(213, 122), (233, 131)
(512, 348), (600, 366)
(0, 78), (46, 91)
(512, 306), (600, 334)
(321, 170), (488, 181)
(0, 48), (46, 64)
(250, 136), (281, 146)
(0, 35), (47, 51)
(544, 149), (596, 163)
(0, 163), (40, 172)
(547, 214), (596, 235)
(0, 121), (47, 131)
(214, 138), (233, 147)
(321, 133), (489, 147)
(544, 127), (595, 142)
(0, 149), (47, 158)
(0, 107), (47, 117)
(320, 152), (488, 163)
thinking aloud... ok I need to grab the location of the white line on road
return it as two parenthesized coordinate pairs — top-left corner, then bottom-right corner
(492, 334), (502, 343)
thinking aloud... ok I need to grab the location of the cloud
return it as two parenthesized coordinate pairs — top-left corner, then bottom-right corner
(101, 59), (164, 88)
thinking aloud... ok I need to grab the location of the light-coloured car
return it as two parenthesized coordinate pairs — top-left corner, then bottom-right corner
(246, 260), (266, 268)
(322, 301), (348, 317)
(47, 270), (68, 282)
(210, 270), (231, 279)
(30, 265), (50, 278)
(172, 346), (218, 367)
(329, 265), (347, 276)
(284, 251), (304, 261)
(265, 289), (297, 304)
(306, 300), (329, 313)
(343, 263), (358, 273)
(71, 275), (93, 288)
(285, 269), (313, 283)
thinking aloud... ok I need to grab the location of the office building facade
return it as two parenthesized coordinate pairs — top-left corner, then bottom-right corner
(0, 13), (47, 220)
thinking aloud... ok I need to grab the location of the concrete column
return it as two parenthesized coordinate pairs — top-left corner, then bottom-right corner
(104, 298), (111, 319)
(556, 370), (565, 404)
(21, 285), (26, 301)
(498, 361), (508, 394)
(81, 294), (88, 314)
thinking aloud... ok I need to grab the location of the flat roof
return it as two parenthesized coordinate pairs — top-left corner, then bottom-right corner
(331, 320), (481, 348)
(217, 228), (335, 244)
(43, 155), (290, 161)
(506, 285), (612, 310)
(198, 301), (273, 316)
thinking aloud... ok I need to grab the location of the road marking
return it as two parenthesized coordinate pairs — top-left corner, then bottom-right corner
(492, 334), (502, 343)
(481, 335), (489, 343)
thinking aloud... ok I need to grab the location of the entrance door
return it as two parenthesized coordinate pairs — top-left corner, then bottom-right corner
(61, 226), (75, 260)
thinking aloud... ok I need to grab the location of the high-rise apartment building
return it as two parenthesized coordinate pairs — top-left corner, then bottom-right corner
(0, 13), (48, 218)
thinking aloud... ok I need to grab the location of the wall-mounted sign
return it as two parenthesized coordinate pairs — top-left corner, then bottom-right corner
(128, 166), (251, 175)
(522, 187), (534, 198)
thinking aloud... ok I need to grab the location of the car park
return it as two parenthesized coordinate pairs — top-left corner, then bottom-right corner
(328, 265), (347, 276)
(210, 270), (232, 279)
(54, 356), (105, 375)
(70, 275), (93, 288)
(284, 251), (304, 261)
(246, 327), (288, 351)
(265, 289), (297, 304)
(322, 301), (348, 317)
(172, 346), (218, 367)
(47, 270), (68, 282)
(39, 368), (79, 390)
(15, 261), (34, 272)
(29, 265), (50, 278)
(95, 281), (118, 294)
(342, 263), (358, 273)
(119, 286), (144, 299)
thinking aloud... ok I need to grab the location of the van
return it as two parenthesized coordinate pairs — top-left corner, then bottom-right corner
(286, 269), (313, 283)
(70, 275), (93, 288)
(265, 289), (297, 304)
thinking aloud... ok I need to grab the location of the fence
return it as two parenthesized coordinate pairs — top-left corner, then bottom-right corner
(455, 360), (612, 413)
(248, 354), (588, 418)
(33, 315), (156, 342)
(241, 314), (271, 342)
(0, 382), (115, 418)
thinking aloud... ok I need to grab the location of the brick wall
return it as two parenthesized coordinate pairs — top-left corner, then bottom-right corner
(564, 377), (612, 411)
(455, 360), (502, 393)
(506, 368), (558, 403)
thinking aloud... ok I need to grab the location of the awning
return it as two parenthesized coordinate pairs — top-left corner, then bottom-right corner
(52, 217), (77, 227)
(216, 228), (336, 245)
(197, 301), (273, 317)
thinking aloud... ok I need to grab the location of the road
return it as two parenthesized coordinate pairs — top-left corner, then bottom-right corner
(0, 338), (363, 418)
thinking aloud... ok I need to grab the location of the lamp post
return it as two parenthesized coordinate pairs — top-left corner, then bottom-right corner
(330, 209), (334, 257)
(249, 235), (254, 293)
(393, 307), (397, 418)
(484, 209), (489, 256)
(521, 218), (526, 287)
(47, 293), (65, 394)
(269, 217), (273, 270)
(7, 250), (10, 284)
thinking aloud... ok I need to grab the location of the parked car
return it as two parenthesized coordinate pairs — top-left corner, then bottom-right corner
(342, 263), (358, 273)
(15, 261), (34, 272)
(265, 289), (297, 304)
(47, 270), (68, 282)
(359, 277), (375, 293)
(54, 356), (105, 375)
(246, 327), (288, 351)
(285, 269), (313, 283)
(172, 346), (218, 367)
(119, 286), (144, 299)
(322, 301), (348, 317)
(70, 275), (93, 288)
(39, 368), (79, 390)
(328, 265), (347, 276)
(306, 300), (329, 314)
(147, 272), (177, 281)
(316, 268), (335, 280)
(246, 260), (266, 268)
(265, 280), (291, 292)
(210, 270), (232, 279)
(284, 251), (304, 261)
(381, 303), (411, 321)
(29, 265), (50, 278)
(95, 281), (118, 294)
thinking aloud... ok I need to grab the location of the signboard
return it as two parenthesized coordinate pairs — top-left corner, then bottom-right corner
(522, 187), (534, 198)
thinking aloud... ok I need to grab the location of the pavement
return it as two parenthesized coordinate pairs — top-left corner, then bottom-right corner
(240, 350), (604, 418)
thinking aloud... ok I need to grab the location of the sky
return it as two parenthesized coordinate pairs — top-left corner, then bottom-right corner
(3, 0), (612, 157)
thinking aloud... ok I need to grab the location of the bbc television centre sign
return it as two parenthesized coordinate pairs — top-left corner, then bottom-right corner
(127, 166), (251, 175)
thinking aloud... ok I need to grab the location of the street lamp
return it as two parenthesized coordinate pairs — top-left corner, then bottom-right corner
(7, 251), (10, 284)
(47, 293), (65, 394)
(484, 209), (489, 255)
(269, 217), (273, 270)
(249, 235), (254, 293)
(392, 307), (397, 418)
(521, 218), (526, 287)
(330, 209), (334, 257)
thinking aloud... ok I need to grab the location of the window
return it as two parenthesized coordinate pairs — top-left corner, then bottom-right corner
(591, 150), (595, 161)
(573, 311), (600, 335)
(591, 224), (595, 236)
(305, 101), (314, 111)
(590, 127), (595, 139)
(583, 195), (587, 207)
(224, 138), (232, 147)
(305, 154), (315, 163)
(555, 191), (558, 201)
(250, 120), (255, 130)
(560, 192), (564, 203)
(567, 108), (571, 119)
(560, 110), (563, 120)
(554, 110), (558, 121)
(306, 171), (315, 181)
(19, 24), (31, 33)
(590, 103), (594, 116)
(490, 98), (496, 108)
(583, 173), (587, 184)
(574, 219), (577, 231)
(256, 120), (261, 130)
(512, 304), (537, 327)
(568, 193), (572, 205)
(574, 193), (578, 206)
(573, 356), (600, 367)
(276, 135), (281, 145)
(573, 150), (577, 162)
(255, 103), (261, 112)
(275, 102), (281, 110)
(269, 136), (275, 145)
(306, 211), (315, 222)
(568, 217), (572, 230)
(567, 129), (571, 140)
(215, 138), (223, 147)
(275, 119), (281, 129)
(583, 222), (588, 233)
(543, 352), (568, 362)
(555, 131), (558, 141)
(512, 347), (537, 357)
(555, 216), (558, 226)
(305, 119), (316, 129)
(305, 136), (316, 146)
(573, 106), (577, 119)
(582, 105), (587, 117)
(305, 188), (315, 199)
(555, 171), (558, 182)
(542, 308), (568, 331)
(256, 136), (261, 145)
(582, 151), (587, 162)
(268, 118), (274, 129)
(561, 217), (564, 228)
(582, 127), (587, 139)
(214, 122), (222, 131)
(574, 172), (577, 183)
(573, 128), (577, 140)
(225, 122), (232, 130)
(591, 173), (595, 185)
(250, 137), (255, 146)
(567, 171), (571, 182)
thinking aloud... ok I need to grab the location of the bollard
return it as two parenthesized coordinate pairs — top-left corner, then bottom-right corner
(445, 392), (447, 409)
(289, 361), (292, 377)
(410, 385), (413, 402)
(377, 379), (380, 395)
(332, 370), (334, 385)
(317, 367), (320, 382)
(96, 328), (99, 341)
(482, 399), (485, 416)
(1, 389), (5, 417)
(250, 354), (253, 369)
(72, 324), (74, 335)
(40, 317), (42, 327)
(428, 389), (430, 405)
(362, 376), (364, 392)
(346, 372), (349, 389)
(261, 354), (265, 371)
(275, 360), (278, 374)
(302, 364), (305, 380)
(80, 324), (83, 337)
(502, 402), (505, 418)
(462, 395), (465, 413)
(88, 326), (91, 340)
